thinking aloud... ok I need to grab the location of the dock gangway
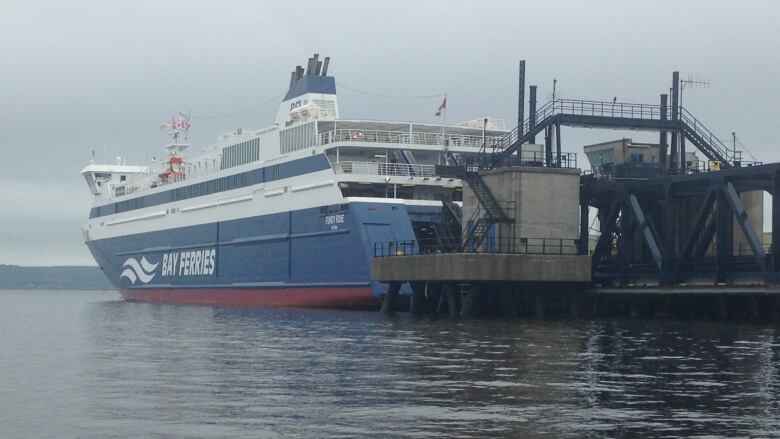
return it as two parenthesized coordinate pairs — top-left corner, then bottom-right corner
(491, 99), (737, 167)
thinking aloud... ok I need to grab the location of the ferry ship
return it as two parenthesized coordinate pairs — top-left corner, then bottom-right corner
(81, 55), (508, 308)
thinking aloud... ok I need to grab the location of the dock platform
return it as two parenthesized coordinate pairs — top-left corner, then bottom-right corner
(372, 253), (590, 283)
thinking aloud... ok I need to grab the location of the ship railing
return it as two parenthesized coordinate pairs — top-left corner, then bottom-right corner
(332, 161), (437, 178)
(319, 129), (504, 149)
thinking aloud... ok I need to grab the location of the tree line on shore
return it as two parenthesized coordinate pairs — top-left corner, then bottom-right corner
(0, 265), (113, 290)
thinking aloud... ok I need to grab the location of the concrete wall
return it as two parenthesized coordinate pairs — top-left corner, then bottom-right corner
(462, 167), (581, 245)
(372, 253), (591, 282)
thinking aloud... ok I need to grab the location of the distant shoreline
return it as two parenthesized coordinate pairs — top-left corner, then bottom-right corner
(0, 265), (113, 291)
(0, 289), (117, 292)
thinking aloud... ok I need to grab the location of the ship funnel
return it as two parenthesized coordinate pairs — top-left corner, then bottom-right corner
(278, 54), (338, 126)
(312, 54), (320, 75)
(305, 57), (313, 75)
(321, 57), (330, 76)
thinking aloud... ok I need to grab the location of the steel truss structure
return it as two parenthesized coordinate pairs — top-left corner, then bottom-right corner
(581, 164), (780, 286)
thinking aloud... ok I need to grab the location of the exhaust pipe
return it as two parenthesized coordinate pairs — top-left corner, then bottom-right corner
(321, 57), (330, 76)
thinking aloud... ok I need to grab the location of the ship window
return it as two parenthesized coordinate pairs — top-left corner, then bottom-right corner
(91, 154), (330, 218)
(279, 122), (316, 154)
(220, 138), (262, 170)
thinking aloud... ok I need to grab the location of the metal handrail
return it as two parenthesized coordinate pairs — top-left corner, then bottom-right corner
(678, 108), (733, 162)
(373, 237), (581, 257)
(332, 161), (438, 178)
(498, 99), (745, 169)
(584, 157), (764, 180)
(499, 99), (671, 150)
(319, 129), (504, 148)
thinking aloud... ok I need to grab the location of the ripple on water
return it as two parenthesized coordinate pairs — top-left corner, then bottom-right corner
(2, 292), (780, 438)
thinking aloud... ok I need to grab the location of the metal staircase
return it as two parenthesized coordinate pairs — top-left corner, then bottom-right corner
(442, 200), (462, 229)
(432, 201), (463, 252)
(394, 150), (419, 175)
(460, 172), (512, 250)
(463, 172), (510, 222)
(462, 214), (489, 251)
(678, 108), (733, 165)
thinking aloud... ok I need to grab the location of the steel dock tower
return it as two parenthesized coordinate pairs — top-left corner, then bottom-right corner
(374, 61), (780, 320)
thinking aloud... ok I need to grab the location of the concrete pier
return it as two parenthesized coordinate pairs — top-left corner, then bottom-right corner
(373, 253), (591, 318)
(374, 162), (593, 318)
(372, 253), (591, 283)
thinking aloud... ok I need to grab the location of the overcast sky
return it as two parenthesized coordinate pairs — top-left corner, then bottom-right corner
(1, 0), (778, 266)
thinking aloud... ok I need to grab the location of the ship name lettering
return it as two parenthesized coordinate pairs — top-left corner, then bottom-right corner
(325, 214), (345, 225)
(161, 248), (217, 277)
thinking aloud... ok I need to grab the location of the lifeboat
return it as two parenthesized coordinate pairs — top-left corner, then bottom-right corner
(158, 154), (185, 182)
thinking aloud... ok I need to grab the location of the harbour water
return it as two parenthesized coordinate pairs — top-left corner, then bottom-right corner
(2, 290), (780, 438)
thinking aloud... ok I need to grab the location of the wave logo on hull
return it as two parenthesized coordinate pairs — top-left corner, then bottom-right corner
(120, 256), (159, 285)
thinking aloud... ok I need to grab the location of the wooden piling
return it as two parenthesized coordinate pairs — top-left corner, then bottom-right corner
(533, 291), (546, 319)
(439, 283), (459, 318)
(460, 283), (482, 318)
(628, 301), (639, 318)
(380, 281), (401, 315)
(409, 281), (427, 317)
(747, 295), (760, 320)
(497, 283), (518, 318)
(425, 282), (439, 317)
(568, 290), (580, 318)
(773, 297), (780, 321)
(717, 296), (729, 320)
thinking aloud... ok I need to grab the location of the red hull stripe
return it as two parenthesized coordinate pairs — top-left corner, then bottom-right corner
(120, 287), (380, 309)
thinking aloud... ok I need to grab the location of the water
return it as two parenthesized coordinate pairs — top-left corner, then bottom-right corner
(2, 291), (780, 438)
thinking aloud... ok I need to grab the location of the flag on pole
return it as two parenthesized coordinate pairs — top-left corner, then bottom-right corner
(435, 97), (447, 116)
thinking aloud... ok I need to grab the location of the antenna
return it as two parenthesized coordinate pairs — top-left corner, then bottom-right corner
(679, 75), (710, 109)
(546, 79), (559, 102)
(733, 133), (758, 162)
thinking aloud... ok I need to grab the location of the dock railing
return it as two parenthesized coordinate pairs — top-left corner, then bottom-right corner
(497, 99), (668, 151)
(583, 158), (764, 180)
(373, 237), (581, 257)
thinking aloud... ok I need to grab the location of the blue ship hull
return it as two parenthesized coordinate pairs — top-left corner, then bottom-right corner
(86, 201), (439, 308)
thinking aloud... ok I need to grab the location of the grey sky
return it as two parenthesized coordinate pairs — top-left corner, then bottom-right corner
(1, 0), (778, 265)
